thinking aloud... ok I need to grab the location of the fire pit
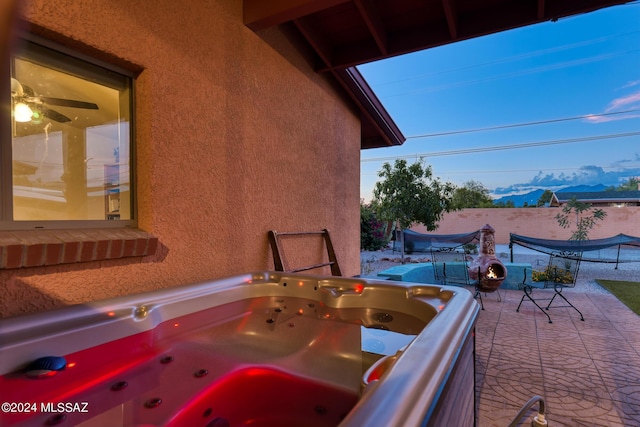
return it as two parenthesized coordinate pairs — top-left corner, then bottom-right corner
(468, 224), (507, 293)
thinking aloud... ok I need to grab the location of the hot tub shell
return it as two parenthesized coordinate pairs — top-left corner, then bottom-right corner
(0, 272), (479, 427)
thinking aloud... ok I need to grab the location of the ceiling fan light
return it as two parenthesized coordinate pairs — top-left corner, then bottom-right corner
(14, 102), (33, 122)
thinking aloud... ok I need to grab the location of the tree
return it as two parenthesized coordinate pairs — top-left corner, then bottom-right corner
(493, 200), (515, 208)
(606, 177), (640, 191)
(615, 177), (639, 191)
(555, 197), (607, 241)
(537, 189), (553, 207)
(451, 180), (494, 209)
(371, 159), (457, 259)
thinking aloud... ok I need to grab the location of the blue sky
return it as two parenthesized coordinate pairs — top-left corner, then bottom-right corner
(358, 3), (640, 202)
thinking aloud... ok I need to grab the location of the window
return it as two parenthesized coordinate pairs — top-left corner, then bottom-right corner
(2, 37), (135, 230)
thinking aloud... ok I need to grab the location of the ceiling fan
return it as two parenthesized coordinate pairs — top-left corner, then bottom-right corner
(11, 77), (99, 123)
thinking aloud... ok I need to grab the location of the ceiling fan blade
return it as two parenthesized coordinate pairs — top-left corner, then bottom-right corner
(42, 107), (72, 123)
(11, 78), (24, 96)
(36, 97), (99, 110)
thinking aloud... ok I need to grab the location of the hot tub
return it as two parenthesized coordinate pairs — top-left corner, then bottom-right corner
(0, 272), (479, 427)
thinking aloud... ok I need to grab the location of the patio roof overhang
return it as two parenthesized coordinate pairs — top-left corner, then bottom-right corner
(244, 0), (632, 149)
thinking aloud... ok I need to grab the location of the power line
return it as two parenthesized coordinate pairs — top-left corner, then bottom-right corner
(407, 109), (640, 139)
(361, 163), (640, 177)
(361, 131), (640, 163)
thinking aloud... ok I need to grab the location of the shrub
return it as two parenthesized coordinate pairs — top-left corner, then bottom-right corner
(360, 201), (388, 251)
(463, 243), (478, 254)
(532, 266), (574, 284)
(555, 197), (607, 241)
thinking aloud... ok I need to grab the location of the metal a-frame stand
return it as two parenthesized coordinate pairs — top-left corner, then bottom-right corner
(268, 229), (342, 276)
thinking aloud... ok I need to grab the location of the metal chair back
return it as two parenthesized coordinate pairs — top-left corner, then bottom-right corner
(543, 251), (581, 290)
(516, 251), (584, 323)
(430, 246), (470, 286)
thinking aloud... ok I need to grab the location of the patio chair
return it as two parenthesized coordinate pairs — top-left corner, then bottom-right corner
(431, 246), (499, 310)
(430, 245), (470, 287)
(516, 251), (583, 323)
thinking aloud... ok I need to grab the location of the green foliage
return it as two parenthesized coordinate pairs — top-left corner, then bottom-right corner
(492, 200), (515, 208)
(371, 159), (457, 231)
(360, 201), (388, 251)
(463, 243), (478, 254)
(605, 177), (640, 191)
(537, 189), (553, 207)
(555, 197), (607, 241)
(532, 266), (574, 283)
(615, 177), (639, 191)
(451, 180), (494, 209)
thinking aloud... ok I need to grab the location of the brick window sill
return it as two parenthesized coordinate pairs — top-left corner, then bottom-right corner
(0, 228), (158, 269)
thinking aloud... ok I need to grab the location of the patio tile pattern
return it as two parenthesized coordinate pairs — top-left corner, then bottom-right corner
(475, 288), (640, 426)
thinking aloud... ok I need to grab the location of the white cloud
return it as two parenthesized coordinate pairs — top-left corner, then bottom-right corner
(584, 88), (640, 123)
(493, 165), (640, 195)
(606, 90), (640, 111)
(622, 80), (640, 89)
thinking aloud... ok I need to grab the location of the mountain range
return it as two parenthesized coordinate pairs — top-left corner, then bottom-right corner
(492, 184), (608, 207)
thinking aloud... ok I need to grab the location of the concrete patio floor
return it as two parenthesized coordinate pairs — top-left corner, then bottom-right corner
(474, 288), (640, 426)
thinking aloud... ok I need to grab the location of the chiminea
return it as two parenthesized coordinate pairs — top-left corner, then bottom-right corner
(468, 224), (506, 292)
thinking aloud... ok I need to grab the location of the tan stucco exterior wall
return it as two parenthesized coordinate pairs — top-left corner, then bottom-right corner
(411, 207), (640, 244)
(1, 0), (361, 317)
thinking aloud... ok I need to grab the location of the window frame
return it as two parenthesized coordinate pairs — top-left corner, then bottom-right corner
(2, 33), (137, 231)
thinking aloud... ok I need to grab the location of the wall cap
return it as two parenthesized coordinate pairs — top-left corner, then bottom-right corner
(0, 228), (158, 269)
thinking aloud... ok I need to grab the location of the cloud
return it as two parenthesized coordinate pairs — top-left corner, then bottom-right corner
(493, 165), (640, 195)
(584, 85), (640, 123)
(622, 80), (640, 89)
(606, 91), (640, 111)
(585, 112), (640, 123)
(611, 153), (640, 167)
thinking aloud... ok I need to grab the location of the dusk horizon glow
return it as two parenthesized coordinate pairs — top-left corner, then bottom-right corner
(359, 3), (640, 202)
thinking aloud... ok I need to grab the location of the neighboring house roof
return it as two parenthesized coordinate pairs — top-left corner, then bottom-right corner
(244, 0), (632, 149)
(551, 191), (640, 205)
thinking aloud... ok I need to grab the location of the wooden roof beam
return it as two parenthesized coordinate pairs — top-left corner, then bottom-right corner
(244, 0), (350, 31)
(537, 0), (546, 19)
(442, 0), (458, 40)
(294, 16), (335, 68)
(354, 0), (388, 55)
(316, 23), (453, 72)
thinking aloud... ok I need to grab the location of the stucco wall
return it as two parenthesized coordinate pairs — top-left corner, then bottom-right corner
(1, 0), (361, 317)
(411, 207), (640, 244)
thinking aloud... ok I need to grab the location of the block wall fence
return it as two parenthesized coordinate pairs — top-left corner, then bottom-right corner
(410, 207), (640, 244)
